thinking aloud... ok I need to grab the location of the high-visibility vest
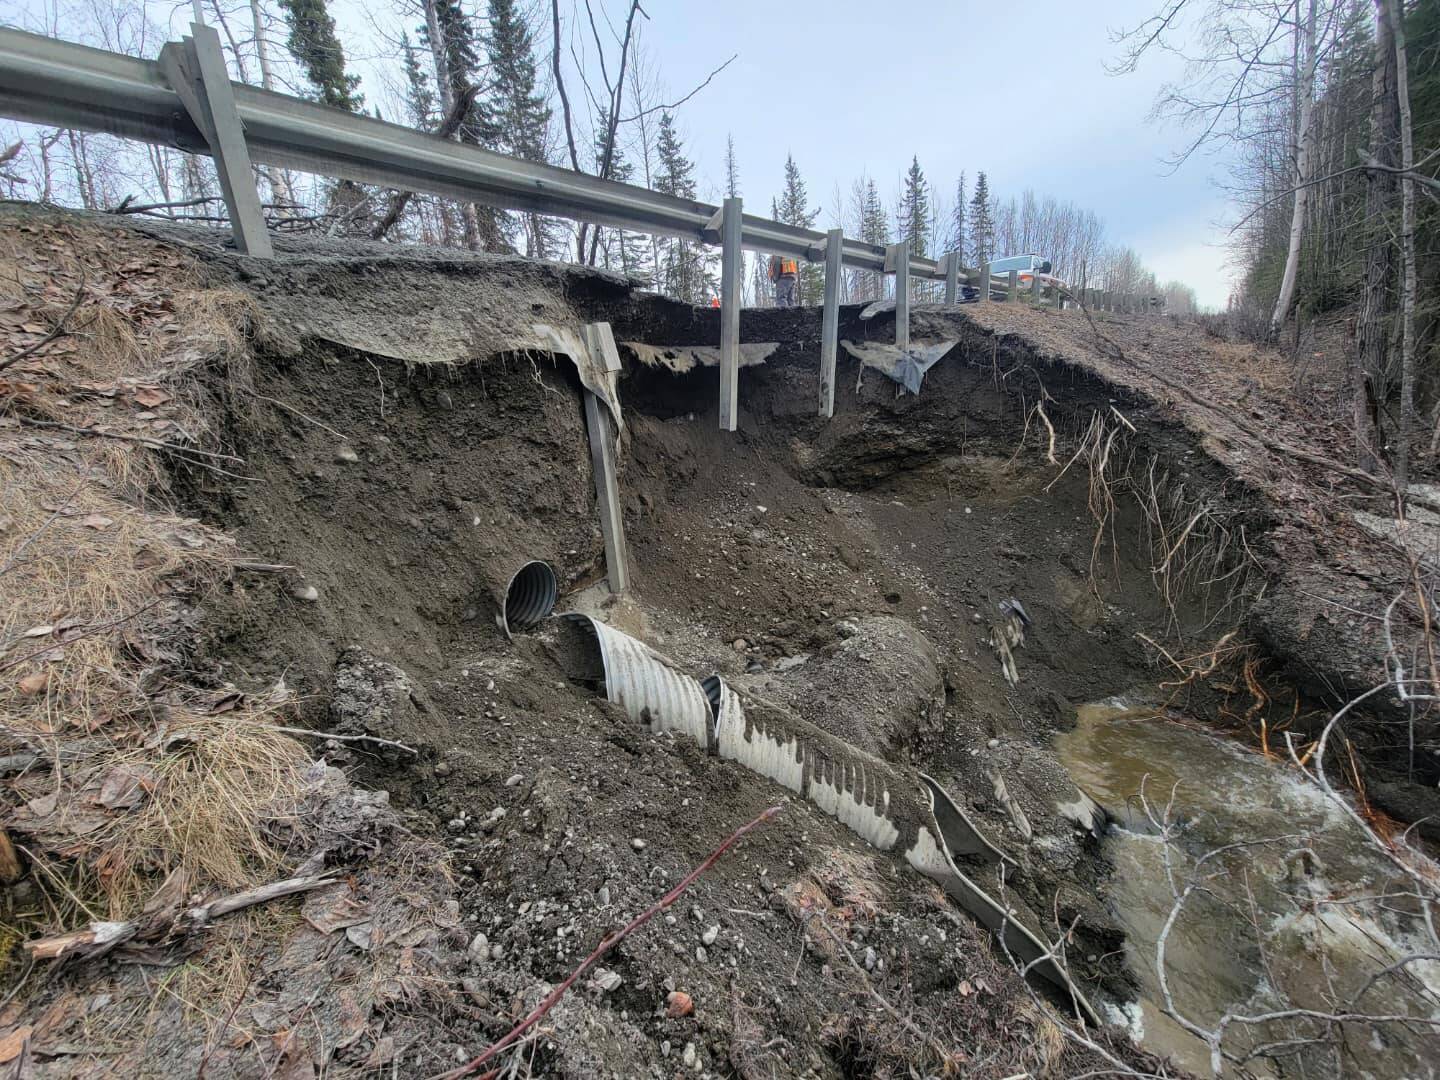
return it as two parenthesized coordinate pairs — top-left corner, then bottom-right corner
(779, 258), (798, 276)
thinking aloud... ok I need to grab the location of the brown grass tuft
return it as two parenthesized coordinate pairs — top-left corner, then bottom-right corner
(0, 215), (307, 933)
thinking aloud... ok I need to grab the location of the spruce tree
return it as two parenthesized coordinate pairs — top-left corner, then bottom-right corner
(279, 0), (362, 111)
(591, 111), (649, 277)
(400, 31), (436, 130)
(968, 171), (995, 269)
(776, 155), (822, 303)
(950, 173), (966, 263)
(899, 156), (930, 258)
(861, 178), (889, 299)
(485, 0), (552, 255)
(654, 113), (712, 303)
(724, 134), (740, 198)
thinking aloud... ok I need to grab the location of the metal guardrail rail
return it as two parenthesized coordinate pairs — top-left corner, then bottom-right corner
(0, 27), (959, 282)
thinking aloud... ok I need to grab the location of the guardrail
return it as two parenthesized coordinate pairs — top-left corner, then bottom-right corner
(0, 24), (1161, 428)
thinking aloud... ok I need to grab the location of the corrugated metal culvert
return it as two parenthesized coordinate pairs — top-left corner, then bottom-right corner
(556, 614), (711, 749)
(502, 561), (558, 636)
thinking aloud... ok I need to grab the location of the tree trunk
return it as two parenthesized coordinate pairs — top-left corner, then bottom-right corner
(249, 0), (294, 212)
(1270, 0), (1319, 337)
(1356, 0), (1399, 473)
(1388, 0), (1417, 508)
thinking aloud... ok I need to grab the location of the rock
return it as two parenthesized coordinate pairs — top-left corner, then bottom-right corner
(864, 946), (877, 971)
(597, 885), (610, 907)
(467, 932), (489, 963)
(665, 990), (694, 1018)
(681, 1043), (697, 1069)
(986, 738), (1000, 750)
(505, 773), (524, 787)
(434, 761), (452, 777)
(700, 925), (718, 947)
(292, 584), (319, 602)
(334, 445), (359, 464)
(631, 837), (647, 852)
(330, 648), (439, 758)
(731, 638), (748, 652)
(695, 945), (707, 963)
(591, 968), (622, 993)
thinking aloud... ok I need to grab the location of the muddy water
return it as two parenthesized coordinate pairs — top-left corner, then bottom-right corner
(1056, 699), (1440, 1078)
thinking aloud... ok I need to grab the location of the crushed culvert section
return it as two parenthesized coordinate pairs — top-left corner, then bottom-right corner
(711, 679), (1099, 1025)
(502, 560), (558, 636)
(545, 614), (712, 749)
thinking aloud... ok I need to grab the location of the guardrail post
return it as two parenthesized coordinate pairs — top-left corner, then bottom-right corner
(718, 196), (742, 432)
(580, 323), (628, 593)
(978, 263), (991, 303)
(943, 251), (959, 305)
(819, 228), (843, 419)
(887, 240), (910, 350)
(159, 25), (272, 257)
(1007, 269), (1018, 302)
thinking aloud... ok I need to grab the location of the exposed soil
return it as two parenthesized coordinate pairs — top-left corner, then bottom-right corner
(4, 208), (1432, 1078)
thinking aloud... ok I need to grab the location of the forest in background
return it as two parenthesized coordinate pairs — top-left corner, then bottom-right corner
(1121, 0), (1438, 490)
(0, 0), (1195, 313)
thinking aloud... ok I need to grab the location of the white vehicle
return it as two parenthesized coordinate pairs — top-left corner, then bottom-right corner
(987, 253), (1065, 298)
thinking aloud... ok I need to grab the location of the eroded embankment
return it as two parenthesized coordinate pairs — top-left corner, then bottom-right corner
(168, 234), (1287, 1074)
(2, 210), (1388, 1079)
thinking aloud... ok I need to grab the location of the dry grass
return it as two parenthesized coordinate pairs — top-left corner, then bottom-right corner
(0, 215), (309, 932)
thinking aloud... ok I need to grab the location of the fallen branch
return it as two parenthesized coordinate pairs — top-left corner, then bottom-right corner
(433, 804), (783, 1080)
(0, 269), (87, 374)
(23, 873), (337, 961)
(14, 417), (258, 481)
(256, 723), (418, 756)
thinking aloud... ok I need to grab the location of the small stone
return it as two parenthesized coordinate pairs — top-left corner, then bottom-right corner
(335, 445), (359, 464)
(490, 943), (504, 960)
(448, 818), (465, 831)
(695, 945), (708, 963)
(467, 932), (489, 963)
(986, 738), (999, 750)
(755, 505), (768, 514)
(864, 946), (877, 971)
(631, 838), (647, 852)
(505, 773), (524, 787)
(970, 612), (983, 624)
(597, 885), (610, 907)
(731, 638), (747, 652)
(665, 990), (694, 1018)
(434, 761), (452, 777)
(291, 584), (319, 602)
(661, 1041), (672, 1058)
(701, 925), (719, 947)
(682, 1043), (697, 1068)
(454, 1047), (468, 1063)
(592, 968), (622, 993)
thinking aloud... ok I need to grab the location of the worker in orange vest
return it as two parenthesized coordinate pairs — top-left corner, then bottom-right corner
(768, 254), (799, 308)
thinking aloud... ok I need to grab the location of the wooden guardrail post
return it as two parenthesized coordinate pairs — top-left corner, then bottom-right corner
(943, 250), (960, 305)
(1007, 269), (1018, 302)
(978, 263), (991, 303)
(159, 24), (271, 257)
(580, 323), (628, 594)
(819, 228), (843, 419)
(718, 196), (742, 432)
(887, 240), (910, 350)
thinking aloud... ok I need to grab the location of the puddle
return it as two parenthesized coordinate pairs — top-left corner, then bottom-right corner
(1057, 698), (1440, 1078)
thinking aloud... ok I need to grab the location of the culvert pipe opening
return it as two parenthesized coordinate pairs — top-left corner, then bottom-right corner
(503, 560), (558, 636)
